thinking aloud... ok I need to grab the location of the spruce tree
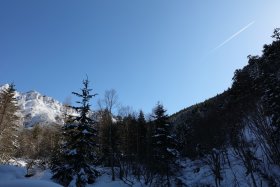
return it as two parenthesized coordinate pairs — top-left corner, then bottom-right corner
(99, 109), (119, 181)
(51, 78), (99, 187)
(151, 103), (178, 186)
(261, 73), (280, 164)
(259, 30), (280, 164)
(0, 83), (20, 163)
(136, 110), (147, 162)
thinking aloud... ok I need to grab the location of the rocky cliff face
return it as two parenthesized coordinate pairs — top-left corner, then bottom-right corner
(0, 84), (75, 127)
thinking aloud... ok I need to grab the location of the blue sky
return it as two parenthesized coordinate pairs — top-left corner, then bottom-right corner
(1, 0), (280, 114)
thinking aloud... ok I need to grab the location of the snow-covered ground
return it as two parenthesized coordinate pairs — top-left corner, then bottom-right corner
(0, 165), (61, 187)
(1, 152), (279, 187)
(178, 157), (249, 187)
(0, 179), (62, 187)
(0, 164), (133, 187)
(0, 160), (250, 187)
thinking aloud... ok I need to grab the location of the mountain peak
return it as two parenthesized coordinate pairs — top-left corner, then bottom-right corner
(0, 83), (75, 127)
(0, 83), (11, 90)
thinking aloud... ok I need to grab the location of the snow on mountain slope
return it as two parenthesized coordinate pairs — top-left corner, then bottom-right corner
(0, 84), (75, 127)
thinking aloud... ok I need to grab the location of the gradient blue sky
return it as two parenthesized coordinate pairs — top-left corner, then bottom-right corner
(1, 0), (280, 114)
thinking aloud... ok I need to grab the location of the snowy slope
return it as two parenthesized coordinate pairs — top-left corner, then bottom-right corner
(0, 84), (76, 127)
(0, 165), (62, 187)
(0, 164), (134, 187)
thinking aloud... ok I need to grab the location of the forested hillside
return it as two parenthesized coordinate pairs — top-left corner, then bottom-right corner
(171, 28), (280, 186)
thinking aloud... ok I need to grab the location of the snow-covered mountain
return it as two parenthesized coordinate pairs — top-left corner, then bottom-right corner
(0, 84), (75, 127)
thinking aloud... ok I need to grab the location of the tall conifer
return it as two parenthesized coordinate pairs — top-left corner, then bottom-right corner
(151, 103), (178, 186)
(0, 84), (20, 163)
(51, 78), (99, 187)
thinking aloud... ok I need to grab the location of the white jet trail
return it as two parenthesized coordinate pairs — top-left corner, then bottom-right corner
(212, 21), (255, 52)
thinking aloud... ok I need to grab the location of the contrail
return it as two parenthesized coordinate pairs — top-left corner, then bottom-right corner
(212, 21), (255, 52)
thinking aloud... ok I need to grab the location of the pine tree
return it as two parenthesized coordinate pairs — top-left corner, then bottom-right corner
(51, 78), (99, 187)
(136, 110), (147, 162)
(121, 114), (138, 159)
(117, 113), (138, 180)
(151, 103), (177, 186)
(261, 73), (280, 164)
(271, 28), (280, 41)
(0, 83), (20, 163)
(99, 109), (119, 181)
(257, 30), (280, 165)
